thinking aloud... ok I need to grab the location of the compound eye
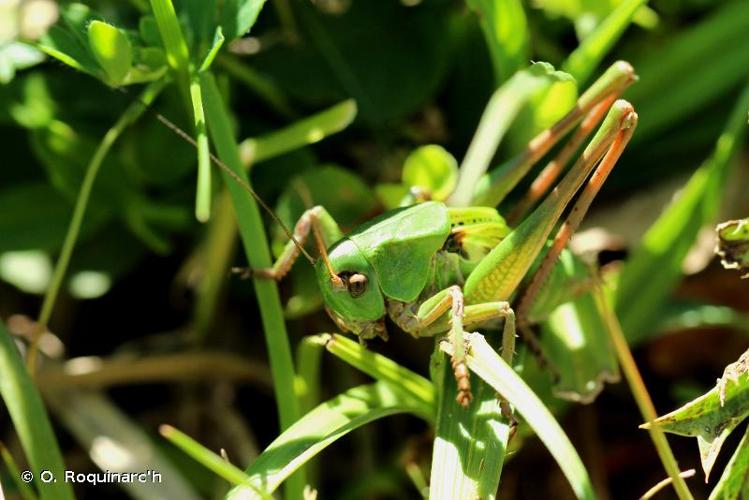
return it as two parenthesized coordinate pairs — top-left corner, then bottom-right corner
(347, 273), (368, 298)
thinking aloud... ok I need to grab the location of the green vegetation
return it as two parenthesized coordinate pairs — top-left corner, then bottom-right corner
(1, 1), (748, 498)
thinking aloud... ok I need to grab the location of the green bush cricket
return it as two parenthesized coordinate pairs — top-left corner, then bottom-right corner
(161, 62), (637, 406)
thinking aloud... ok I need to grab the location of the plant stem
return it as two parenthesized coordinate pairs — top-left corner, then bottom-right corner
(200, 72), (305, 498)
(192, 190), (238, 342)
(35, 352), (272, 390)
(594, 287), (694, 500)
(189, 74), (212, 222)
(28, 81), (165, 372)
(0, 319), (74, 500)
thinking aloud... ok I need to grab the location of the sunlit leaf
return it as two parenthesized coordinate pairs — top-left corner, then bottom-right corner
(465, 0), (529, 84)
(0, 319), (74, 500)
(441, 333), (595, 499)
(430, 341), (510, 499)
(219, 0), (266, 41)
(87, 21), (133, 85)
(616, 83), (749, 344)
(642, 355), (749, 480)
(226, 381), (428, 498)
(402, 145), (458, 202)
(710, 426), (749, 500)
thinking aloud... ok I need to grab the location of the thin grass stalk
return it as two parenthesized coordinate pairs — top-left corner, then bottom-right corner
(200, 72), (305, 498)
(0, 319), (73, 500)
(193, 190), (238, 342)
(27, 80), (165, 372)
(563, 0), (648, 84)
(189, 74), (212, 222)
(594, 288), (693, 500)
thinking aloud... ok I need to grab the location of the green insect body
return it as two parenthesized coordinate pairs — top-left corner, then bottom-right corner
(258, 99), (638, 405)
(315, 201), (511, 341)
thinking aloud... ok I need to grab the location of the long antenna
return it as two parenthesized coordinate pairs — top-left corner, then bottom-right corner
(148, 102), (316, 266)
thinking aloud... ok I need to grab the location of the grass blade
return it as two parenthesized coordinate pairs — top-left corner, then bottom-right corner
(160, 425), (268, 497)
(189, 74), (211, 222)
(616, 82), (749, 344)
(430, 346), (510, 499)
(309, 333), (435, 418)
(227, 381), (428, 498)
(709, 426), (749, 500)
(239, 99), (357, 166)
(147, 0), (190, 73)
(447, 62), (572, 207)
(596, 290), (693, 499)
(0, 441), (39, 500)
(626, 1), (749, 142)
(466, 0), (529, 84)
(0, 319), (73, 500)
(296, 337), (324, 413)
(27, 80), (165, 371)
(200, 71), (305, 497)
(441, 333), (595, 499)
(148, 0), (214, 222)
(562, 0), (648, 84)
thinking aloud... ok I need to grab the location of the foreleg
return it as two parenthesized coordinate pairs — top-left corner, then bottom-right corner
(232, 206), (341, 281)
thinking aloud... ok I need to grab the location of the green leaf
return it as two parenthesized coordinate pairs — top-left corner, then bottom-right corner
(0, 443), (38, 500)
(227, 381), (427, 498)
(257, 1), (456, 126)
(402, 145), (458, 202)
(201, 72), (305, 497)
(198, 26), (224, 72)
(0, 319), (74, 500)
(465, 0), (529, 84)
(441, 333), (595, 499)
(148, 0), (190, 72)
(159, 425), (266, 496)
(374, 183), (410, 210)
(219, 0), (267, 41)
(710, 426), (749, 500)
(505, 76), (578, 155)
(657, 302), (749, 336)
(87, 20), (133, 85)
(239, 99), (357, 166)
(295, 336), (324, 413)
(38, 26), (98, 77)
(448, 61), (573, 207)
(139, 16), (162, 47)
(537, 253), (619, 403)
(309, 333), (435, 418)
(642, 360), (749, 480)
(536, 0), (657, 39)
(430, 342), (510, 499)
(625, 1), (749, 142)
(188, 74), (211, 222)
(562, 0), (648, 84)
(616, 83), (749, 344)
